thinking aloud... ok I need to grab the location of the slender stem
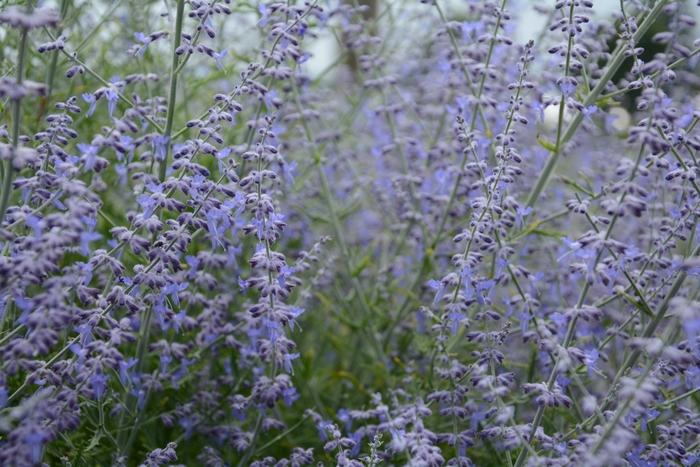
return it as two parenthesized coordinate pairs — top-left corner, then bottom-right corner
(238, 171), (279, 465)
(660, 387), (700, 408)
(0, 27), (29, 226)
(608, 260), (694, 390)
(551, 0), (575, 175)
(116, 305), (153, 454)
(169, 1), (318, 140)
(159, 0), (186, 181)
(6, 161), (232, 404)
(515, 6), (670, 464)
(45, 0), (70, 102)
(591, 325), (679, 456)
(288, 79), (386, 360)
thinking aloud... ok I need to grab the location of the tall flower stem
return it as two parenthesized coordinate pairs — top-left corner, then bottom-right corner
(158, 0), (186, 181)
(0, 27), (29, 226)
(591, 324), (679, 456)
(44, 0), (70, 102)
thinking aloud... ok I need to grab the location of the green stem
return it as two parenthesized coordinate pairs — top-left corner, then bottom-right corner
(660, 387), (700, 408)
(45, 0), (70, 102)
(608, 258), (695, 390)
(159, 0), (186, 181)
(384, 0), (511, 344)
(75, 0), (124, 53)
(0, 27), (29, 226)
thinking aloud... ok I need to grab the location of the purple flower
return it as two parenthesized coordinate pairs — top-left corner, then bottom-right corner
(213, 49), (227, 69)
(282, 352), (299, 373)
(105, 88), (118, 116)
(515, 206), (532, 226)
(583, 348), (599, 376)
(558, 80), (576, 97)
(23, 428), (48, 464)
(163, 282), (188, 306)
(25, 214), (42, 238)
(119, 358), (138, 386)
(82, 92), (97, 116)
(133, 32), (150, 56)
(428, 279), (446, 305)
(258, 3), (270, 26)
(288, 306), (305, 331)
(283, 160), (297, 185)
(215, 146), (232, 173)
(91, 372), (107, 399)
(79, 216), (101, 255)
(448, 311), (465, 335)
(582, 105), (598, 118)
(277, 264), (295, 288)
(152, 135), (169, 162)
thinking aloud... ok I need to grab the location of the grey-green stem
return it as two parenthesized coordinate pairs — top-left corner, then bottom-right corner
(0, 27), (29, 226)
(158, 0), (186, 181)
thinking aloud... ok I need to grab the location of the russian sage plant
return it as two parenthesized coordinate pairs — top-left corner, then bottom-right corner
(0, 0), (699, 465)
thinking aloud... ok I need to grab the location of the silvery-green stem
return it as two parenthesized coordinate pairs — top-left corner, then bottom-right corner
(159, 0), (186, 181)
(0, 27), (29, 226)
(45, 0), (70, 102)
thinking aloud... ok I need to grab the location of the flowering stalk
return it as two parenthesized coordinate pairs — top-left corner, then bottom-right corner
(43, 29), (165, 131)
(385, 0), (512, 344)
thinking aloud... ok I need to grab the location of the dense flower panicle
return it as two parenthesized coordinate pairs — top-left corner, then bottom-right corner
(0, 0), (699, 465)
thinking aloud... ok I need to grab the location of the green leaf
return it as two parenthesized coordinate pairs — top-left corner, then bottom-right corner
(514, 222), (565, 240)
(595, 96), (612, 108)
(560, 176), (595, 197)
(315, 292), (360, 329)
(619, 290), (654, 318)
(537, 135), (557, 152)
(305, 213), (331, 225)
(529, 228), (566, 239)
(83, 431), (103, 455)
(351, 254), (372, 277)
